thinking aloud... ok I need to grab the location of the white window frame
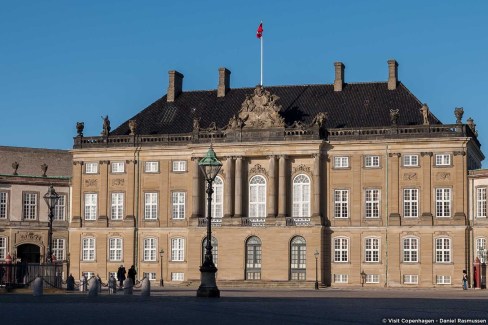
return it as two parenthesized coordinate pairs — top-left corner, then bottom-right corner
(366, 274), (380, 283)
(84, 193), (98, 220)
(0, 191), (8, 219)
(144, 192), (158, 220)
(334, 189), (349, 218)
(144, 161), (159, 173)
(144, 238), (157, 262)
(143, 272), (157, 281)
(82, 237), (96, 261)
(476, 237), (487, 263)
(403, 237), (419, 263)
(109, 237), (123, 261)
(205, 176), (223, 222)
(52, 238), (65, 261)
(249, 175), (266, 221)
(85, 162), (98, 174)
(111, 161), (124, 173)
(172, 160), (187, 172)
(0, 237), (7, 260)
(171, 238), (185, 262)
(334, 274), (348, 283)
(334, 156), (349, 168)
(477, 187), (486, 218)
(365, 237), (380, 262)
(23, 192), (38, 220)
(333, 237), (349, 262)
(365, 155), (380, 168)
(403, 274), (418, 284)
(53, 194), (66, 221)
(403, 188), (419, 218)
(172, 192), (186, 220)
(292, 174), (310, 219)
(436, 275), (451, 285)
(403, 154), (419, 167)
(435, 188), (451, 217)
(435, 154), (451, 166)
(365, 189), (380, 218)
(171, 272), (184, 281)
(435, 238), (451, 263)
(111, 192), (124, 220)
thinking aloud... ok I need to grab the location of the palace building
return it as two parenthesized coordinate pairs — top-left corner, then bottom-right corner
(68, 60), (484, 287)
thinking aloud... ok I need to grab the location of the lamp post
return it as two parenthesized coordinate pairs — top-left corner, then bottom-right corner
(43, 185), (60, 263)
(314, 250), (319, 290)
(196, 146), (222, 298)
(160, 249), (164, 287)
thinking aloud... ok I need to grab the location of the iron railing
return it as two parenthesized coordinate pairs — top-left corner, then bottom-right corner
(0, 262), (64, 289)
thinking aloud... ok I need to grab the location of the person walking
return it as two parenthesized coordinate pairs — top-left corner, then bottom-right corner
(117, 265), (126, 288)
(128, 265), (137, 285)
(463, 270), (468, 290)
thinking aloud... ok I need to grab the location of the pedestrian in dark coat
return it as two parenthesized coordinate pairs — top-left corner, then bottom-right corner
(117, 265), (126, 288)
(128, 265), (137, 285)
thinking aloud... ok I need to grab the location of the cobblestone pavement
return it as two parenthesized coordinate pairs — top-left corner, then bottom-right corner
(1, 287), (487, 325)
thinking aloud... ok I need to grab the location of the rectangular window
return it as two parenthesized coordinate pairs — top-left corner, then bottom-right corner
(334, 274), (349, 283)
(436, 275), (451, 285)
(144, 161), (159, 173)
(53, 194), (66, 221)
(84, 193), (98, 220)
(23, 192), (38, 220)
(171, 238), (185, 261)
(334, 156), (349, 168)
(365, 189), (380, 218)
(365, 238), (380, 262)
(144, 238), (157, 261)
(172, 192), (185, 220)
(403, 275), (418, 284)
(0, 192), (8, 219)
(435, 154), (451, 166)
(435, 188), (451, 217)
(403, 155), (419, 167)
(143, 272), (157, 281)
(476, 238), (487, 263)
(172, 160), (187, 172)
(435, 238), (451, 263)
(171, 272), (184, 281)
(85, 162), (98, 174)
(403, 237), (418, 263)
(111, 162), (125, 173)
(82, 238), (95, 261)
(53, 239), (65, 261)
(403, 189), (419, 218)
(144, 193), (158, 220)
(366, 274), (380, 283)
(0, 237), (7, 259)
(111, 193), (124, 220)
(477, 187), (487, 218)
(109, 238), (122, 261)
(82, 271), (95, 279)
(334, 238), (348, 262)
(334, 190), (349, 218)
(365, 155), (380, 167)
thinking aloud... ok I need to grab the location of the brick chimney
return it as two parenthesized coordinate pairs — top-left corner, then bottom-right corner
(167, 70), (184, 102)
(217, 67), (231, 97)
(387, 59), (398, 90)
(334, 62), (345, 92)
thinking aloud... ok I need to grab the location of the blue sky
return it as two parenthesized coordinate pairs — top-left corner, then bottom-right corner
(1, 1), (487, 157)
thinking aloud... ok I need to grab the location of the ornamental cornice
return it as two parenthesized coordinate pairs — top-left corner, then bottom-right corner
(249, 164), (269, 177)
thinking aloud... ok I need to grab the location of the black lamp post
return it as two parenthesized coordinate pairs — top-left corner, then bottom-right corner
(196, 146), (222, 298)
(314, 250), (319, 290)
(43, 185), (60, 263)
(160, 249), (164, 287)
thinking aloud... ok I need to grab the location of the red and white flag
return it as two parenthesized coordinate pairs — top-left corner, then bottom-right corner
(256, 22), (263, 39)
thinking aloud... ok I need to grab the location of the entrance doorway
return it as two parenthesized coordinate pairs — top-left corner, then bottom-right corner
(17, 244), (40, 263)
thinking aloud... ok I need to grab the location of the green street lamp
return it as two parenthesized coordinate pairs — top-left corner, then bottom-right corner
(314, 250), (319, 290)
(43, 185), (61, 263)
(196, 146), (222, 298)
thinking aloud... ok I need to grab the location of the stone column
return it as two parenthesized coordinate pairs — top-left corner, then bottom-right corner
(191, 158), (201, 218)
(312, 154), (321, 219)
(267, 155), (277, 218)
(388, 153), (401, 225)
(421, 152), (433, 223)
(453, 151), (467, 221)
(278, 155), (288, 218)
(125, 160), (136, 219)
(99, 160), (110, 221)
(234, 157), (243, 218)
(71, 161), (84, 227)
(224, 157), (234, 218)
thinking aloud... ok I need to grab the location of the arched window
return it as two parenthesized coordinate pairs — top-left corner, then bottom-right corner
(402, 237), (418, 263)
(292, 174), (310, 219)
(202, 236), (218, 266)
(435, 237), (451, 263)
(246, 236), (262, 280)
(206, 176), (223, 223)
(290, 236), (306, 280)
(249, 176), (266, 221)
(82, 237), (95, 261)
(109, 237), (123, 261)
(365, 237), (380, 262)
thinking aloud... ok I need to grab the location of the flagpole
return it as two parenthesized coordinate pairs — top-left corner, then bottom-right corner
(260, 34), (263, 86)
